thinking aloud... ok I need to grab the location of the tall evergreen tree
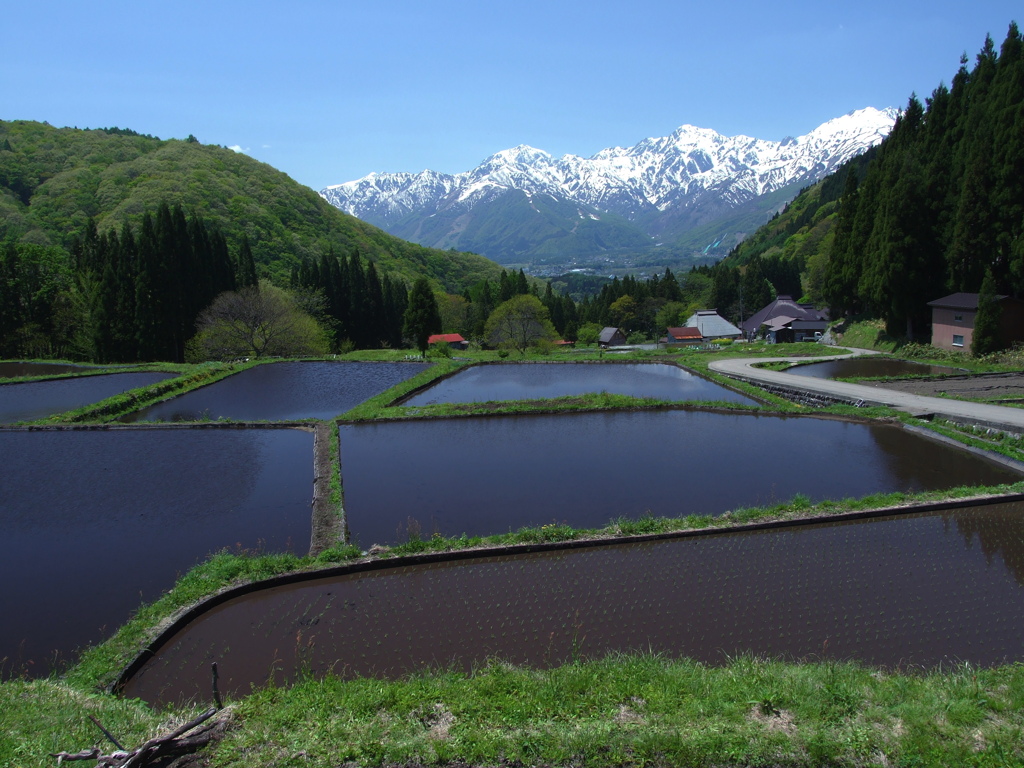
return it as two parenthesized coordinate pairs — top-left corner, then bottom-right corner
(236, 234), (258, 288)
(403, 277), (442, 356)
(972, 268), (1003, 355)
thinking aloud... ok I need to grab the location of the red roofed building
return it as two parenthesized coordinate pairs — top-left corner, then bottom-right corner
(427, 333), (468, 350)
(665, 326), (703, 346)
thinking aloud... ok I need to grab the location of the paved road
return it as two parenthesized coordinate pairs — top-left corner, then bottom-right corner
(709, 347), (1024, 432)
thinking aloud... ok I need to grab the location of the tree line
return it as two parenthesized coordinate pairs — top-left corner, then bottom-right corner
(820, 24), (1024, 337)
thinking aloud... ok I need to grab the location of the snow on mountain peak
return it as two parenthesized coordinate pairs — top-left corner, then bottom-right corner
(321, 107), (897, 242)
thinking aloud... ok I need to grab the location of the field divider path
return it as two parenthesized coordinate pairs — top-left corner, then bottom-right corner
(710, 346), (1024, 432)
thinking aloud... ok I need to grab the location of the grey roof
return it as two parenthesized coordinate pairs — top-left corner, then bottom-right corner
(740, 295), (829, 334)
(685, 311), (742, 338)
(926, 292), (1010, 310)
(599, 326), (624, 343)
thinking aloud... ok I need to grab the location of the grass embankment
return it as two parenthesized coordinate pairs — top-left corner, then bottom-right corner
(10, 480), (1024, 767)
(7, 347), (1024, 766)
(835, 319), (1024, 373)
(26, 361), (261, 424)
(342, 343), (846, 421)
(58, 480), (1024, 696)
(0, 359), (190, 383)
(6, 654), (1024, 767)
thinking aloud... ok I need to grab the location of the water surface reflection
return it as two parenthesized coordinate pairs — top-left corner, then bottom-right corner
(339, 410), (1018, 546)
(0, 372), (175, 423)
(125, 361), (429, 421)
(789, 358), (961, 380)
(404, 362), (755, 405)
(0, 428), (313, 677)
(122, 501), (1024, 705)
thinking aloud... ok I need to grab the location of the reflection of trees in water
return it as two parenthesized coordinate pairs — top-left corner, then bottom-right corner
(866, 424), (1017, 491)
(0, 430), (265, 531)
(944, 503), (1024, 587)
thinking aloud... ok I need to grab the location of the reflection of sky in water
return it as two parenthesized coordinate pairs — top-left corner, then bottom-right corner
(126, 361), (429, 422)
(405, 362), (755, 405)
(0, 372), (175, 422)
(340, 410), (1019, 547)
(124, 502), (1024, 705)
(0, 428), (313, 677)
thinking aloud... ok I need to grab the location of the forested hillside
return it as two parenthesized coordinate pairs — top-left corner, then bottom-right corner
(0, 120), (503, 290)
(722, 23), (1024, 339)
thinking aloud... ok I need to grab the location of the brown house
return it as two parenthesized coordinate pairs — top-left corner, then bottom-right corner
(927, 292), (1024, 351)
(665, 326), (703, 346)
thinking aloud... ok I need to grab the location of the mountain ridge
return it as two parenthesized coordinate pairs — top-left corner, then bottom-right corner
(0, 119), (506, 292)
(321, 107), (898, 268)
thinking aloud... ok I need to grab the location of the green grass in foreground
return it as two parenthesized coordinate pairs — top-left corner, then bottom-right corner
(6, 655), (1024, 767)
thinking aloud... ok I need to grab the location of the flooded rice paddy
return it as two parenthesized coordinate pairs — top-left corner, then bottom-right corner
(403, 362), (756, 406)
(121, 500), (1024, 705)
(0, 428), (313, 677)
(339, 410), (1019, 547)
(0, 372), (176, 423)
(788, 358), (963, 380)
(124, 361), (429, 421)
(0, 361), (91, 378)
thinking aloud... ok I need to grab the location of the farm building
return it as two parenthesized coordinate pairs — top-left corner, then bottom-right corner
(740, 296), (829, 343)
(927, 293), (1024, 352)
(599, 327), (627, 348)
(427, 333), (469, 350)
(684, 311), (743, 341)
(664, 326), (703, 346)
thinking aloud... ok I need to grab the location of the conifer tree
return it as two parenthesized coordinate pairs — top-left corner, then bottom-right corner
(236, 234), (258, 288)
(403, 277), (442, 356)
(972, 268), (1003, 355)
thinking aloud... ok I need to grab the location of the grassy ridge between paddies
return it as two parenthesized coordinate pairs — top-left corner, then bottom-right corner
(60, 480), (1024, 695)
(22, 360), (258, 425)
(8, 478), (1024, 768)
(7, 347), (1024, 767)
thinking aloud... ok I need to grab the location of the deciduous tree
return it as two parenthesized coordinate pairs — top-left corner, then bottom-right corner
(188, 282), (329, 360)
(485, 294), (556, 355)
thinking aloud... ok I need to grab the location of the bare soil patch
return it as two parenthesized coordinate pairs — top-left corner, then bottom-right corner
(861, 372), (1024, 401)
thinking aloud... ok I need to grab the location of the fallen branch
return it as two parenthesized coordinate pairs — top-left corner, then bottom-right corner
(51, 707), (229, 767)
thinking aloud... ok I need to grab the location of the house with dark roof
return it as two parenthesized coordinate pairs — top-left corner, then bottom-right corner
(664, 326), (703, 346)
(598, 327), (627, 347)
(684, 310), (743, 341)
(927, 292), (1024, 352)
(427, 333), (469, 350)
(740, 296), (829, 343)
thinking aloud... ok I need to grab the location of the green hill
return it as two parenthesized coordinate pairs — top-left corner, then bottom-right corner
(718, 22), (1024, 341)
(0, 120), (504, 291)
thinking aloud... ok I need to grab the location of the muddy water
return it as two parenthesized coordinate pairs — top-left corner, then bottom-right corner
(0, 428), (313, 677)
(339, 410), (1019, 547)
(0, 372), (175, 423)
(124, 361), (430, 422)
(403, 362), (756, 406)
(0, 362), (91, 378)
(788, 358), (962, 380)
(121, 500), (1024, 705)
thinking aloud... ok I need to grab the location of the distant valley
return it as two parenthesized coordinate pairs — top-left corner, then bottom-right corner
(321, 107), (897, 276)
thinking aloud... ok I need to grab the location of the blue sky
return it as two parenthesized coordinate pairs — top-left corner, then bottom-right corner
(3, 1), (1019, 191)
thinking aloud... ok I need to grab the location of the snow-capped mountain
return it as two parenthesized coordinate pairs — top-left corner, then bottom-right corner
(321, 107), (898, 266)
